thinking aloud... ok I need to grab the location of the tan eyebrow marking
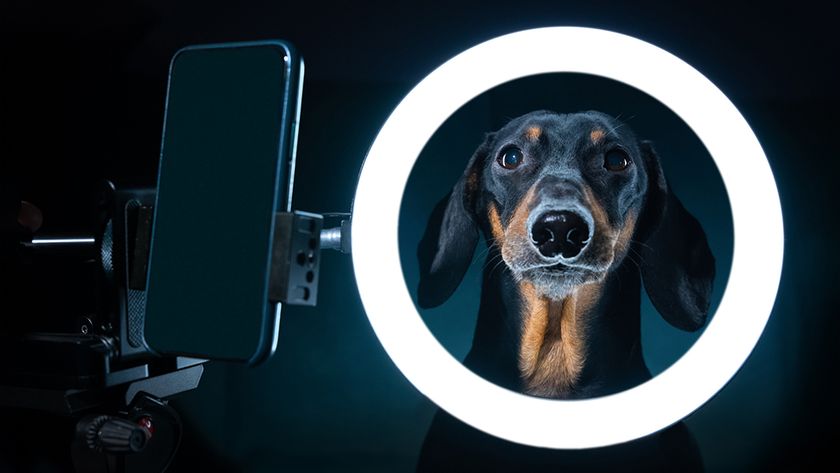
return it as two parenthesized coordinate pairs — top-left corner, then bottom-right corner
(525, 126), (542, 141)
(590, 129), (605, 144)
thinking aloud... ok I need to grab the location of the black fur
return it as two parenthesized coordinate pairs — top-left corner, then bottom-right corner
(415, 110), (715, 471)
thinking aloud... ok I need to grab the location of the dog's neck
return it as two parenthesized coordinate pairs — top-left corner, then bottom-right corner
(516, 280), (602, 398)
(465, 248), (650, 399)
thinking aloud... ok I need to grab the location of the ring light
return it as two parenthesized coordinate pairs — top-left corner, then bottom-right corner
(351, 27), (784, 449)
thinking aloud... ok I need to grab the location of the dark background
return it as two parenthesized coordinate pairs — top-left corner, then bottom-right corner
(2, 0), (838, 471)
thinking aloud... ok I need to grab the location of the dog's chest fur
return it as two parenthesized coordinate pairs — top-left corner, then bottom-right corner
(517, 280), (603, 398)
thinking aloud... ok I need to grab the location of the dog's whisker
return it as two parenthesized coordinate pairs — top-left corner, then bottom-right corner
(484, 256), (502, 273)
(470, 244), (495, 268)
(488, 256), (508, 277)
(624, 246), (646, 271)
(629, 238), (655, 252)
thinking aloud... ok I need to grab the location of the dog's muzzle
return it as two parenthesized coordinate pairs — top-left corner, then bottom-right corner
(530, 210), (590, 259)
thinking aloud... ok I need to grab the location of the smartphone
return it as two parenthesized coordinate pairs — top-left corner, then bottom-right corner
(143, 41), (303, 365)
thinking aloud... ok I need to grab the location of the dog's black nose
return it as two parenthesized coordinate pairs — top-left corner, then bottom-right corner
(531, 211), (590, 259)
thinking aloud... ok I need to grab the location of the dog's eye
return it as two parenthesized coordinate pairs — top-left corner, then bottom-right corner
(604, 149), (631, 172)
(497, 147), (524, 170)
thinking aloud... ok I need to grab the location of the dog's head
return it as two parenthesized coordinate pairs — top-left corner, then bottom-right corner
(418, 110), (715, 331)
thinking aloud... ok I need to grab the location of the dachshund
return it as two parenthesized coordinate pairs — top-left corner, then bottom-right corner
(415, 110), (715, 472)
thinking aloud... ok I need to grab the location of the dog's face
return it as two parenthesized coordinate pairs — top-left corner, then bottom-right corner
(475, 111), (646, 299)
(418, 109), (715, 333)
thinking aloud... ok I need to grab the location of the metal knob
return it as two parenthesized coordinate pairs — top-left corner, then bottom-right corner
(84, 415), (151, 453)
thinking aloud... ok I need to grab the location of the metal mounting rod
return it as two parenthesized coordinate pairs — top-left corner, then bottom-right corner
(319, 220), (351, 253)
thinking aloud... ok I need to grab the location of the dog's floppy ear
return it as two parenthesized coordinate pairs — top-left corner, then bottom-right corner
(417, 134), (494, 308)
(636, 141), (716, 331)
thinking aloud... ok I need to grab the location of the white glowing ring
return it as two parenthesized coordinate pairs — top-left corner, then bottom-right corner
(351, 27), (783, 449)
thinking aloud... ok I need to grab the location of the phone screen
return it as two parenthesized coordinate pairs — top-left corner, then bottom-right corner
(144, 42), (301, 364)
